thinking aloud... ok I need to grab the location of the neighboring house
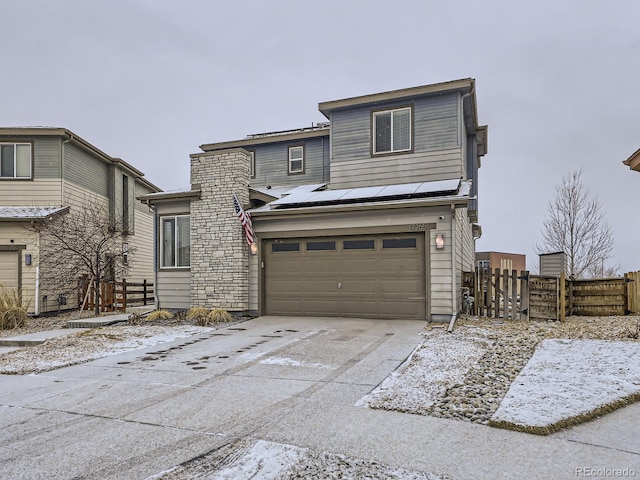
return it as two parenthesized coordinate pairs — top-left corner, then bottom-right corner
(476, 251), (526, 273)
(0, 127), (160, 314)
(140, 78), (488, 321)
(623, 148), (640, 172)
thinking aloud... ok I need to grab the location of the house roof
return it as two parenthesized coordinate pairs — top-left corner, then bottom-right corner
(318, 78), (475, 116)
(199, 124), (330, 153)
(0, 127), (161, 192)
(137, 187), (201, 204)
(623, 148), (640, 172)
(0, 206), (69, 221)
(250, 179), (471, 216)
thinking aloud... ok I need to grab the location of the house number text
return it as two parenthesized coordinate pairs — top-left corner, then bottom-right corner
(409, 224), (428, 231)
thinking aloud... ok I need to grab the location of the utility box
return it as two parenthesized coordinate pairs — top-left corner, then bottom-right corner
(539, 252), (566, 277)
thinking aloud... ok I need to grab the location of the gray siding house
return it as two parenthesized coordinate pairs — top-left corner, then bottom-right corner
(0, 127), (160, 314)
(140, 78), (488, 321)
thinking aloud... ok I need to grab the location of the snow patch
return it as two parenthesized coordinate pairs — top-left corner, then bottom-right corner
(357, 331), (487, 413)
(491, 338), (640, 430)
(259, 356), (331, 369)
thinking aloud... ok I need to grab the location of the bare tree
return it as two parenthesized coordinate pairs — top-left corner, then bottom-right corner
(536, 169), (614, 279)
(29, 199), (134, 315)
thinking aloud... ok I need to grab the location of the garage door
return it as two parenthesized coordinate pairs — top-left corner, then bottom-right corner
(264, 234), (426, 319)
(0, 251), (19, 292)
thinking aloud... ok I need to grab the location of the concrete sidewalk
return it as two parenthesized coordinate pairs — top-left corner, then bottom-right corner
(0, 316), (638, 479)
(0, 312), (134, 354)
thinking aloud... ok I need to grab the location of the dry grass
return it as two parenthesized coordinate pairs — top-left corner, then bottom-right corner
(186, 307), (210, 321)
(0, 287), (29, 330)
(147, 309), (174, 321)
(194, 308), (234, 326)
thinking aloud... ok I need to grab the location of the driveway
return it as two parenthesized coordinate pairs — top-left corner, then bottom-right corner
(0, 316), (638, 479)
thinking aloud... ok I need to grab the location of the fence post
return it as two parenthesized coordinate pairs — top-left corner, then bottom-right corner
(121, 279), (127, 312)
(143, 279), (148, 306)
(502, 269), (509, 320)
(493, 268), (501, 319)
(521, 270), (529, 321)
(559, 272), (566, 322)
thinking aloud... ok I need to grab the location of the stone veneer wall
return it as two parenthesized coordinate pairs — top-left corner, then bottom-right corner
(189, 148), (251, 310)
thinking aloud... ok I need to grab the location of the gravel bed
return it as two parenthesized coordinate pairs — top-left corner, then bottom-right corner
(424, 315), (640, 424)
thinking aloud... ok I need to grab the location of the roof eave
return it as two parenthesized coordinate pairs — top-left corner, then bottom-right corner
(137, 189), (201, 204)
(251, 194), (470, 218)
(318, 78), (475, 118)
(200, 127), (329, 152)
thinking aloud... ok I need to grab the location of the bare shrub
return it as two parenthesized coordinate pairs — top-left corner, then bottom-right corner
(0, 287), (29, 330)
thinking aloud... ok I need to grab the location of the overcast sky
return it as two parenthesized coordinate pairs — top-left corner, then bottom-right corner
(2, 1), (638, 273)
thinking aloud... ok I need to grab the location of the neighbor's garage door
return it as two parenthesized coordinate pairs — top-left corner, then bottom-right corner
(0, 251), (19, 292)
(264, 234), (425, 319)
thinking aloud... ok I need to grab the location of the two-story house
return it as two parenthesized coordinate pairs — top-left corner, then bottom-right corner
(139, 78), (488, 321)
(0, 127), (160, 314)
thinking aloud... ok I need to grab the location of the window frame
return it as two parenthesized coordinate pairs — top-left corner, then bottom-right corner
(371, 106), (413, 156)
(288, 145), (304, 174)
(0, 142), (33, 180)
(160, 215), (191, 269)
(248, 150), (256, 179)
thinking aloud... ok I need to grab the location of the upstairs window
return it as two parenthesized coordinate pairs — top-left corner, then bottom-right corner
(373, 107), (412, 154)
(0, 143), (32, 178)
(288, 146), (304, 173)
(161, 215), (190, 268)
(249, 151), (256, 178)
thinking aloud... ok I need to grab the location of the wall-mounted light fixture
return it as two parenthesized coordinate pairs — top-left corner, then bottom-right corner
(435, 233), (445, 250)
(25, 254), (32, 266)
(122, 242), (129, 265)
(250, 242), (258, 255)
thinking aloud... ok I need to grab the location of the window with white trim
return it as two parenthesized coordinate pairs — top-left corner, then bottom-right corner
(161, 215), (190, 268)
(0, 143), (32, 178)
(288, 146), (304, 173)
(249, 151), (256, 178)
(373, 107), (412, 154)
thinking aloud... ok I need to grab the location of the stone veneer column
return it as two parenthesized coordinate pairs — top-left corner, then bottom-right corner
(189, 148), (251, 311)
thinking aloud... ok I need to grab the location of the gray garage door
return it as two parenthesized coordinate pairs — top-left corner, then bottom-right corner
(264, 234), (426, 319)
(0, 251), (19, 292)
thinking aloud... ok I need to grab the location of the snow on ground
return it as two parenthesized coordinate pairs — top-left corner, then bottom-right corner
(490, 338), (640, 434)
(357, 329), (488, 413)
(147, 439), (452, 480)
(0, 325), (212, 375)
(259, 356), (331, 369)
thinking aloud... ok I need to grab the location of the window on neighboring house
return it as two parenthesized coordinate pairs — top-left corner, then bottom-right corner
(161, 215), (190, 268)
(0, 143), (32, 178)
(288, 146), (304, 173)
(373, 107), (412, 154)
(249, 151), (256, 178)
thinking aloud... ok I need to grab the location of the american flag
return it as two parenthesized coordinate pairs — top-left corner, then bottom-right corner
(233, 194), (255, 246)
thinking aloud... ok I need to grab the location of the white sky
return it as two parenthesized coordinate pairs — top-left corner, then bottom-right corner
(2, 0), (638, 272)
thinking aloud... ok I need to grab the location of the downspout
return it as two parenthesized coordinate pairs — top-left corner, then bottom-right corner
(151, 204), (159, 308)
(447, 204), (457, 333)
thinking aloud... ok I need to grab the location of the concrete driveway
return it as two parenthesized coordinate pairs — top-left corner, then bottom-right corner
(0, 316), (638, 479)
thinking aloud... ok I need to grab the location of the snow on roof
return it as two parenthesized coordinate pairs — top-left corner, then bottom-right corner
(0, 206), (68, 220)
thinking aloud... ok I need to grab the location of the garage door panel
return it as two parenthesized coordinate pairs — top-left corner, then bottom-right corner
(0, 251), (19, 291)
(265, 234), (426, 320)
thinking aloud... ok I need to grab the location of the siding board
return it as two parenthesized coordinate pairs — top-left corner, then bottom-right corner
(64, 143), (109, 197)
(250, 136), (328, 187)
(329, 148), (462, 189)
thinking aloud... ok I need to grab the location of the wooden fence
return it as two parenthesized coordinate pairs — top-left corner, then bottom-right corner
(79, 278), (154, 313)
(468, 268), (640, 321)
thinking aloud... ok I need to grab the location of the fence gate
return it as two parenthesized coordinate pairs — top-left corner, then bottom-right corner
(527, 274), (564, 321)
